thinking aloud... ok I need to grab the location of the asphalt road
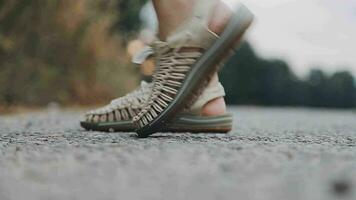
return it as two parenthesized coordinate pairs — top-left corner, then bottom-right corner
(0, 107), (355, 200)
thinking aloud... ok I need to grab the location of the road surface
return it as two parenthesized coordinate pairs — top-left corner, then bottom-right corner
(0, 107), (355, 200)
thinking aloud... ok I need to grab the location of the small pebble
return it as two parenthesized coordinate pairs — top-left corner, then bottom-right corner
(332, 180), (352, 196)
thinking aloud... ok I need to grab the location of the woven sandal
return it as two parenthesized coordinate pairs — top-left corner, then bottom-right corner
(132, 1), (253, 137)
(81, 81), (232, 133)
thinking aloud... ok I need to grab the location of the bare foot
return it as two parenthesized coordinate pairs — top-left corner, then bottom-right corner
(202, 97), (227, 116)
(201, 0), (233, 117)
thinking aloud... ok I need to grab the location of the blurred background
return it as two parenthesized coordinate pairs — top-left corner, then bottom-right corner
(0, 0), (355, 113)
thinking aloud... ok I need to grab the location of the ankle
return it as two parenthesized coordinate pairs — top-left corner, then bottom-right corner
(154, 0), (196, 40)
(208, 0), (233, 35)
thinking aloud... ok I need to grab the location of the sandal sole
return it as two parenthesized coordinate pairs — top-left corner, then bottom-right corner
(81, 113), (233, 133)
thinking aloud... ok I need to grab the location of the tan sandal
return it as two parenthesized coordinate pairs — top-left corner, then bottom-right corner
(133, 1), (253, 137)
(81, 80), (232, 133)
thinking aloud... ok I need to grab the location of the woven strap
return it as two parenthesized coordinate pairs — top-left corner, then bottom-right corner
(132, 0), (223, 128)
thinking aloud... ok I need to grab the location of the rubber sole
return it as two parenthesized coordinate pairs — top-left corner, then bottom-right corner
(81, 113), (233, 133)
(136, 3), (254, 138)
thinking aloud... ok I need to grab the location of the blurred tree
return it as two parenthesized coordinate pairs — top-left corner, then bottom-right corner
(307, 69), (328, 107)
(220, 42), (356, 108)
(0, 0), (138, 106)
(219, 42), (261, 105)
(325, 71), (355, 108)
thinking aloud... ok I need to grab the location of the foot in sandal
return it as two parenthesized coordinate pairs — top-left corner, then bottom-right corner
(132, 0), (253, 137)
(81, 79), (232, 133)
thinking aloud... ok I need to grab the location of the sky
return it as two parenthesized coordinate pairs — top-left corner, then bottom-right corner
(141, 0), (356, 76)
(225, 0), (356, 76)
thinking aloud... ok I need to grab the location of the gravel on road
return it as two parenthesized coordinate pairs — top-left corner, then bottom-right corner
(0, 107), (355, 200)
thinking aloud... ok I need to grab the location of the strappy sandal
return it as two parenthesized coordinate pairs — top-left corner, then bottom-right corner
(81, 81), (232, 133)
(132, 1), (253, 137)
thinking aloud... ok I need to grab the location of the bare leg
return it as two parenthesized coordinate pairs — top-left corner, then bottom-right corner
(152, 0), (233, 116)
(153, 0), (197, 40)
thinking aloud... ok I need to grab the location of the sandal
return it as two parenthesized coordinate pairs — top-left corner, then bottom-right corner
(133, 1), (253, 137)
(81, 81), (232, 133)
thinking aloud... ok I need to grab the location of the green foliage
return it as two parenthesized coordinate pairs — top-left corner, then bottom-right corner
(0, 0), (138, 106)
(307, 70), (355, 107)
(220, 42), (356, 108)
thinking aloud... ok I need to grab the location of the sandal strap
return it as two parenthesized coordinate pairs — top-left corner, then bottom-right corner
(187, 80), (226, 115)
(132, 45), (154, 64)
(193, 0), (217, 26)
(166, 0), (218, 49)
